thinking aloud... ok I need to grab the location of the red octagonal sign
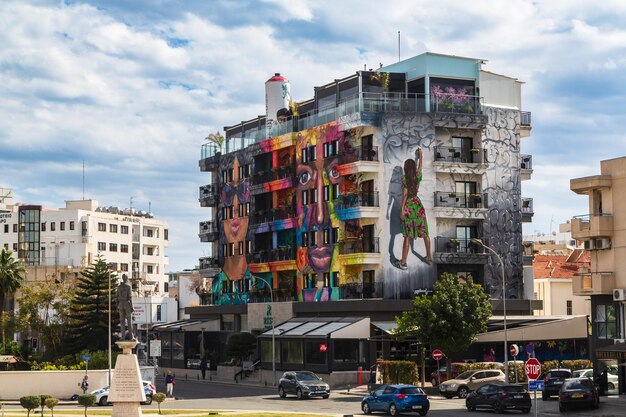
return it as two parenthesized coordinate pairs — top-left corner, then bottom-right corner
(525, 358), (541, 380)
(432, 349), (443, 361)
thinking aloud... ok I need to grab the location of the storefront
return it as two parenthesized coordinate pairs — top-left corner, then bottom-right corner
(152, 318), (220, 370)
(594, 343), (626, 395)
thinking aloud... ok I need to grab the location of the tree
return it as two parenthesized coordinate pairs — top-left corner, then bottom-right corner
(65, 255), (118, 353)
(77, 394), (96, 417)
(153, 392), (167, 414)
(45, 397), (59, 417)
(396, 273), (492, 377)
(0, 248), (25, 348)
(205, 131), (224, 146)
(20, 395), (40, 417)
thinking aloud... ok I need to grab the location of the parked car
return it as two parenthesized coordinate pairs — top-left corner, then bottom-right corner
(361, 384), (429, 416)
(438, 369), (505, 399)
(573, 368), (618, 391)
(430, 362), (463, 386)
(278, 371), (330, 399)
(466, 383), (531, 413)
(91, 380), (156, 406)
(558, 377), (599, 412)
(543, 369), (572, 400)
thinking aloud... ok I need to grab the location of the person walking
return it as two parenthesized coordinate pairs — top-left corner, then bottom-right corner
(396, 147), (431, 269)
(200, 358), (207, 380)
(80, 375), (89, 394)
(165, 370), (175, 398)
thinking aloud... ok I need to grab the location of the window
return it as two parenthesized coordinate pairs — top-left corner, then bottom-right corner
(3, 243), (7, 249)
(310, 189), (318, 204)
(12, 243), (17, 251)
(302, 145), (316, 163)
(239, 241), (244, 256)
(228, 243), (235, 257)
(121, 244), (128, 253)
(144, 228), (154, 238)
(323, 229), (330, 245)
(109, 243), (118, 252)
(146, 265), (154, 274)
(239, 203), (245, 217)
(98, 242), (106, 251)
(302, 190), (309, 205)
(40, 223), (45, 232)
(302, 232), (308, 247)
(566, 300), (573, 315)
(333, 340), (359, 363)
(121, 225), (129, 234)
(110, 224), (118, 233)
(310, 231), (317, 247)
(246, 240), (252, 254)
(98, 223), (106, 232)
(323, 185), (330, 201)
(60, 222), (65, 231)
(121, 263), (129, 272)
(156, 305), (162, 321)
(305, 342), (326, 364)
(13, 224), (17, 232)
(323, 272), (330, 287)
(50, 222), (55, 231)
(164, 229), (168, 240)
(222, 243), (228, 257)
(69, 221), (75, 231)
(596, 304), (617, 339)
(324, 140), (338, 158)
(227, 168), (234, 182)
(331, 183), (339, 200)
(332, 228), (338, 244)
(282, 340), (303, 364)
(221, 170), (227, 183)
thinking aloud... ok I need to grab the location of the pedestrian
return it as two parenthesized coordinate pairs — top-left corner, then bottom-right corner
(165, 370), (175, 398)
(200, 358), (207, 380)
(80, 375), (89, 394)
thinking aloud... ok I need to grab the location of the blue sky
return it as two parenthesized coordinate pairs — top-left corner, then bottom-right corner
(2, 0), (626, 271)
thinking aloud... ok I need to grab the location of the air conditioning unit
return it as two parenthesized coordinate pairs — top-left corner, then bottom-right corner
(584, 240), (594, 250)
(595, 238), (612, 250)
(615, 339), (626, 344)
(613, 289), (626, 302)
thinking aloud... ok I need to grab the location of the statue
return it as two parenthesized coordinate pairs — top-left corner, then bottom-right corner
(117, 274), (135, 340)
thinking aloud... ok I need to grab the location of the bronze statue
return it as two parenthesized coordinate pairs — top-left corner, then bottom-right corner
(116, 274), (135, 340)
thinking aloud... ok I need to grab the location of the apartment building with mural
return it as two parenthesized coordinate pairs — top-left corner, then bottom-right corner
(570, 156), (626, 393)
(163, 52), (543, 382)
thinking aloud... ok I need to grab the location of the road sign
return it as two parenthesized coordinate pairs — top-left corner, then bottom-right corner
(509, 344), (519, 357)
(525, 358), (542, 380)
(82, 355), (91, 361)
(150, 339), (162, 357)
(432, 349), (443, 361)
(528, 379), (545, 391)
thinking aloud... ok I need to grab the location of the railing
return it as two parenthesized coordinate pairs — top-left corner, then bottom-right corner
(199, 221), (219, 235)
(434, 146), (484, 163)
(252, 166), (295, 186)
(200, 143), (222, 160)
(520, 154), (533, 170)
(247, 246), (295, 263)
(199, 184), (219, 204)
(521, 197), (534, 214)
(338, 282), (377, 299)
(434, 237), (485, 254)
(251, 207), (296, 225)
(340, 145), (379, 164)
(334, 192), (380, 210)
(199, 256), (221, 270)
(434, 192), (487, 209)
(521, 111), (532, 126)
(338, 237), (380, 255)
(430, 93), (483, 114)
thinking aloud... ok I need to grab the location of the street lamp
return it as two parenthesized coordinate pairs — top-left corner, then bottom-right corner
(471, 238), (508, 383)
(248, 274), (275, 386)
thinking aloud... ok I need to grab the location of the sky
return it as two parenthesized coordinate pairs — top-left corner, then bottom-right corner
(2, 0), (626, 272)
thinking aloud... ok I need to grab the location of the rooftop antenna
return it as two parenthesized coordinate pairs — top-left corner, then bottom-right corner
(82, 160), (85, 200)
(130, 196), (134, 211)
(149, 201), (151, 213)
(398, 30), (401, 62)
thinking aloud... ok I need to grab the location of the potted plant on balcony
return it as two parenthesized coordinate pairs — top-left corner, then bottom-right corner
(448, 238), (460, 252)
(470, 193), (482, 207)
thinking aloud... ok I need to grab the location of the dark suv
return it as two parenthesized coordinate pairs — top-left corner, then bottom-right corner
(278, 371), (330, 399)
(543, 369), (572, 400)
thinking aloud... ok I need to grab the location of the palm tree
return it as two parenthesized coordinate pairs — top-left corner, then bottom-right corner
(0, 248), (25, 348)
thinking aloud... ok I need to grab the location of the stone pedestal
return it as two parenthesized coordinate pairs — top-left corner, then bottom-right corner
(110, 340), (145, 417)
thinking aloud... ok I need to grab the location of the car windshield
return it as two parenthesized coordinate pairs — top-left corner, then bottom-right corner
(455, 371), (476, 380)
(296, 372), (320, 381)
(549, 371), (571, 378)
(400, 387), (422, 395)
(563, 379), (591, 390)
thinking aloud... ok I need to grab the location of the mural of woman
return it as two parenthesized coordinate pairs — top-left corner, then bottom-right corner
(396, 147), (432, 269)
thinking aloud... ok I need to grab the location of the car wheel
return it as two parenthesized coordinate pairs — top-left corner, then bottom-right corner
(466, 399), (475, 411)
(457, 386), (469, 399)
(143, 395), (152, 405)
(362, 401), (371, 415)
(418, 410), (428, 416)
(559, 403), (567, 413)
(431, 378), (439, 387)
(522, 408), (530, 414)
(322, 395), (329, 399)
(493, 400), (503, 414)
(296, 388), (304, 400)
(388, 403), (398, 416)
(99, 396), (108, 406)
(279, 386), (286, 398)
(444, 394), (453, 399)
(608, 382), (615, 391)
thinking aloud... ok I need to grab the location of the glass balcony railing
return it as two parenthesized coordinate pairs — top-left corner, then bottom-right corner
(200, 143), (222, 160)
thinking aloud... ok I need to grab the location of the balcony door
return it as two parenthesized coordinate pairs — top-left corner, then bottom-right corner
(455, 181), (478, 208)
(362, 180), (374, 206)
(456, 225), (477, 253)
(363, 225), (375, 251)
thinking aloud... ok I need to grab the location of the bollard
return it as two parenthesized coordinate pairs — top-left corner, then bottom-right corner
(358, 366), (363, 386)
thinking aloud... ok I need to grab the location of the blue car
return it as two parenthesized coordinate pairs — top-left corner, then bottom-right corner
(361, 384), (429, 416)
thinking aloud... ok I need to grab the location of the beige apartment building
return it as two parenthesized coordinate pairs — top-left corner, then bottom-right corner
(570, 156), (626, 393)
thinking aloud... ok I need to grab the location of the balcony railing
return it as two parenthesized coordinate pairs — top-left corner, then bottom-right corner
(199, 184), (219, 206)
(434, 192), (487, 209)
(521, 154), (533, 170)
(338, 237), (380, 255)
(338, 282), (378, 299)
(199, 221), (219, 242)
(199, 256), (221, 270)
(334, 192), (380, 210)
(434, 146), (484, 163)
(200, 143), (222, 160)
(521, 198), (534, 214)
(434, 237), (485, 254)
(521, 111), (531, 126)
(251, 207), (296, 225)
(339, 146), (379, 164)
(247, 246), (295, 263)
(430, 93), (483, 114)
(252, 166), (296, 186)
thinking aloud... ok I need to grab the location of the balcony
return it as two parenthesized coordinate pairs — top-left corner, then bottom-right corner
(334, 192), (380, 221)
(337, 237), (381, 265)
(430, 93), (483, 114)
(434, 192), (488, 219)
(571, 175), (612, 194)
(571, 213), (614, 240)
(337, 146), (380, 175)
(199, 221), (219, 242)
(199, 143), (222, 172)
(251, 166), (295, 190)
(433, 237), (489, 264)
(250, 207), (297, 230)
(520, 154), (533, 181)
(521, 197), (534, 222)
(520, 111), (532, 138)
(199, 256), (222, 277)
(247, 246), (295, 264)
(434, 146), (485, 164)
(199, 184), (219, 207)
(573, 272), (615, 296)
(523, 242), (534, 265)
(338, 282), (381, 300)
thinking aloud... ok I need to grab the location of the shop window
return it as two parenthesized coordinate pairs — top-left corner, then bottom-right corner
(260, 339), (279, 362)
(305, 341), (327, 364)
(282, 340), (303, 364)
(333, 340), (359, 363)
(596, 304), (616, 339)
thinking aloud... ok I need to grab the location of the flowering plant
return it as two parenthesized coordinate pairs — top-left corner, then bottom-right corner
(431, 85), (472, 112)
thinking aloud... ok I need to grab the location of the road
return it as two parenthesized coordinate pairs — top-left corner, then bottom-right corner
(153, 379), (626, 416)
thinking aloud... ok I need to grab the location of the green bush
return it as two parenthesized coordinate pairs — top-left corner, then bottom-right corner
(153, 392), (167, 414)
(77, 394), (96, 417)
(377, 360), (419, 385)
(45, 398), (59, 417)
(20, 395), (41, 417)
(30, 350), (119, 371)
(39, 395), (52, 416)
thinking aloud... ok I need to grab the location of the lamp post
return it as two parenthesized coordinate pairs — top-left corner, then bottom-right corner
(471, 238), (508, 383)
(108, 273), (113, 386)
(248, 274), (275, 386)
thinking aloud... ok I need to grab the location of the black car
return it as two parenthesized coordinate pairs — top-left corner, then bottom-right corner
(558, 377), (599, 412)
(466, 383), (531, 414)
(543, 369), (572, 400)
(278, 371), (330, 399)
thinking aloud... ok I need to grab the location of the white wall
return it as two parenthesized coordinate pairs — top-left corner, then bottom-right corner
(479, 71), (522, 109)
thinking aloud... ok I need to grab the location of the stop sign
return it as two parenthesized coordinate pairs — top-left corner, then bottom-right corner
(525, 358), (541, 380)
(432, 349), (443, 361)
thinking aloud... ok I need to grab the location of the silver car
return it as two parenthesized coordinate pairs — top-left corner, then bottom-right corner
(439, 369), (505, 399)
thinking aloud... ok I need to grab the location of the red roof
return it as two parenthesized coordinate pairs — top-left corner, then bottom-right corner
(533, 252), (590, 280)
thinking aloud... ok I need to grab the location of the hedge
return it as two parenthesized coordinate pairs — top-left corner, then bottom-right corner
(377, 360), (419, 385)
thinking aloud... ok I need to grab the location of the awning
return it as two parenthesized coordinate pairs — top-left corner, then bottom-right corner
(372, 321), (397, 334)
(595, 343), (626, 361)
(152, 318), (220, 332)
(259, 317), (370, 339)
(475, 315), (588, 342)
